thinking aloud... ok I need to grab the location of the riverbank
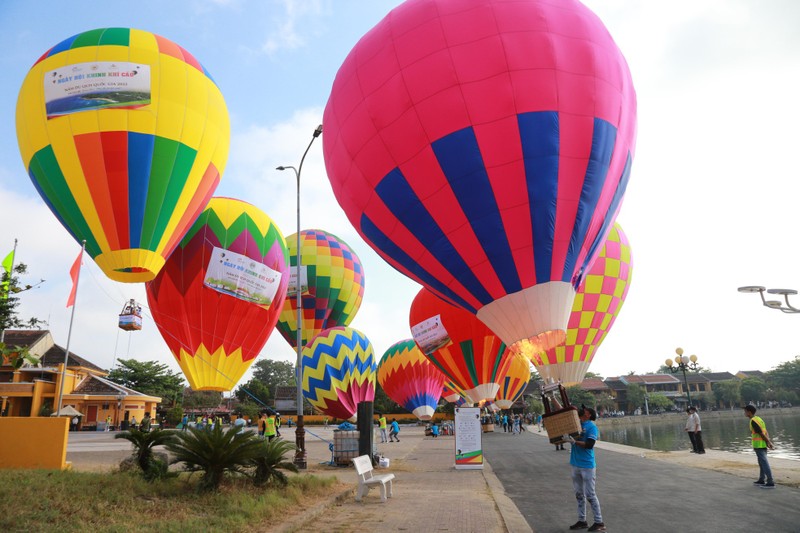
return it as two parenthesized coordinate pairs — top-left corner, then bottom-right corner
(595, 406), (798, 428)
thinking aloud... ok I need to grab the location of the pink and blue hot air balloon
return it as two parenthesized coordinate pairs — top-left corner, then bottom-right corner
(323, 0), (637, 358)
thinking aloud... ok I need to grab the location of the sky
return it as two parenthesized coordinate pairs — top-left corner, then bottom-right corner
(1, 0), (799, 392)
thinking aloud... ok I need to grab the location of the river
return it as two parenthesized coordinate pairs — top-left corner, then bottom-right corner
(599, 409), (800, 460)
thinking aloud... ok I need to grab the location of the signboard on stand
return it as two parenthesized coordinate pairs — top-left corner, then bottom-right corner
(454, 407), (483, 470)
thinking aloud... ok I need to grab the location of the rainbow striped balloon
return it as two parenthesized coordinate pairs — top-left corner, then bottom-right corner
(16, 28), (229, 282)
(531, 223), (633, 385)
(494, 353), (531, 410)
(277, 229), (365, 348)
(378, 339), (445, 421)
(442, 380), (470, 404)
(146, 197), (288, 391)
(302, 326), (376, 421)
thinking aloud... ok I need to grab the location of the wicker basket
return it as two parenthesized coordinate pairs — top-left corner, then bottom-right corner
(542, 407), (580, 443)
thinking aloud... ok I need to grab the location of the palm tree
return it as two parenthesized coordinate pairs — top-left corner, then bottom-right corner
(251, 438), (299, 487)
(166, 424), (263, 491)
(114, 428), (175, 481)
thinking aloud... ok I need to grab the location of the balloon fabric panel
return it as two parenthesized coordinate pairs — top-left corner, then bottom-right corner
(302, 326), (376, 420)
(409, 287), (516, 402)
(323, 0), (636, 353)
(16, 28), (230, 282)
(494, 353), (531, 410)
(532, 223), (633, 385)
(146, 198), (288, 391)
(276, 229), (365, 349)
(377, 339), (445, 420)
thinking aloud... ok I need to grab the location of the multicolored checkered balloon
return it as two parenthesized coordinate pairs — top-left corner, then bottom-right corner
(494, 353), (531, 410)
(277, 229), (365, 348)
(378, 339), (445, 421)
(302, 326), (376, 421)
(531, 223), (633, 385)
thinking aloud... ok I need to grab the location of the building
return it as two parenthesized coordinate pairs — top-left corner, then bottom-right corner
(736, 370), (767, 381)
(0, 330), (161, 429)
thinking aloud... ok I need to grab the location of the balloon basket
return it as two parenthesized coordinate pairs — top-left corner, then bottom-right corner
(482, 423), (495, 433)
(542, 408), (580, 443)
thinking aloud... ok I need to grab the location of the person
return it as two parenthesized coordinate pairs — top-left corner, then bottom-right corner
(71, 416), (79, 432)
(744, 405), (775, 488)
(567, 406), (606, 532)
(389, 418), (400, 442)
(275, 413), (282, 437)
(684, 407), (697, 452)
(258, 414), (267, 438)
(265, 413), (277, 442)
(323, 416), (329, 429)
(131, 416), (137, 430)
(502, 413), (509, 433)
(687, 406), (704, 454)
(141, 413), (151, 432)
(430, 422), (439, 438)
(287, 416), (293, 427)
(378, 413), (388, 443)
(105, 415), (112, 432)
(513, 415), (521, 435)
(181, 413), (189, 431)
(556, 441), (566, 451)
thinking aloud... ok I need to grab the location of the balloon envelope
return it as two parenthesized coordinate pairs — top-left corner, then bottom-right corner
(532, 223), (632, 385)
(323, 0), (637, 356)
(277, 229), (365, 348)
(494, 354), (531, 410)
(377, 339), (445, 421)
(410, 287), (515, 402)
(302, 326), (377, 420)
(146, 197), (288, 391)
(16, 28), (230, 282)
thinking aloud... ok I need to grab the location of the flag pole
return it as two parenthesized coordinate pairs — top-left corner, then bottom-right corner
(56, 241), (85, 417)
(0, 238), (18, 345)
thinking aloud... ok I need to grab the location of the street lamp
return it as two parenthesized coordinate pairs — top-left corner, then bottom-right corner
(277, 123), (323, 470)
(738, 286), (800, 313)
(665, 347), (699, 407)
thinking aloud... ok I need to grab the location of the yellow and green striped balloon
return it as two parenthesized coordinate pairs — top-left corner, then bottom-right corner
(16, 28), (230, 282)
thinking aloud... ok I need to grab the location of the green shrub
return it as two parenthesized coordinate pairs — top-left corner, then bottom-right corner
(251, 438), (299, 487)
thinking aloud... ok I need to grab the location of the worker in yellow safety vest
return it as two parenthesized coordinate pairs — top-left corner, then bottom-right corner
(265, 414), (277, 442)
(378, 414), (388, 443)
(744, 405), (775, 488)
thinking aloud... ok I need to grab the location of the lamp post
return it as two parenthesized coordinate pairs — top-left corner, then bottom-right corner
(277, 124), (323, 470)
(116, 394), (125, 431)
(665, 347), (699, 407)
(738, 286), (800, 313)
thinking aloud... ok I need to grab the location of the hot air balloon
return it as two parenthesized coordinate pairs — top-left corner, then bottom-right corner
(441, 381), (464, 404)
(16, 28), (230, 282)
(377, 339), (445, 421)
(323, 0), (637, 358)
(302, 326), (377, 421)
(276, 229), (365, 348)
(146, 197), (288, 391)
(494, 354), (531, 410)
(532, 223), (632, 385)
(410, 287), (515, 403)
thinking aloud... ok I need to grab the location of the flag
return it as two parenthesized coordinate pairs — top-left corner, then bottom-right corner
(1, 250), (13, 299)
(66, 250), (82, 308)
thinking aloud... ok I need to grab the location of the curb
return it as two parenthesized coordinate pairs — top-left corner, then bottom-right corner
(483, 459), (534, 533)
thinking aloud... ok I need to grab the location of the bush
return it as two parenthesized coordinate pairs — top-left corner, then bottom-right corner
(252, 438), (299, 487)
(114, 428), (176, 481)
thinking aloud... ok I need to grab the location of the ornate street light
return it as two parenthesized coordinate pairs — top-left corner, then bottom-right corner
(277, 123), (323, 470)
(665, 347), (699, 407)
(738, 286), (800, 313)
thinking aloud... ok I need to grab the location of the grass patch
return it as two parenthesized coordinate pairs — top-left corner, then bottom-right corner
(0, 469), (338, 532)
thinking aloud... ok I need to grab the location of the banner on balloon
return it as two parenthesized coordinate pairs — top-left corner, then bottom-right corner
(410, 314), (452, 355)
(454, 407), (483, 470)
(44, 62), (151, 118)
(286, 265), (309, 297)
(203, 247), (282, 307)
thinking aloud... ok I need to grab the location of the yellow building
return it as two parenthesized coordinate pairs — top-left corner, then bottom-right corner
(0, 330), (161, 429)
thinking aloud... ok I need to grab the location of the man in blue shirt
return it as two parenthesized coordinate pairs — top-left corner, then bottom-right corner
(568, 406), (605, 532)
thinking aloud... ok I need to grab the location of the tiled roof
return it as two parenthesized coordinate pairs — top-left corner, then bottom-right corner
(41, 344), (105, 373)
(700, 372), (738, 382)
(580, 378), (609, 391)
(0, 329), (48, 346)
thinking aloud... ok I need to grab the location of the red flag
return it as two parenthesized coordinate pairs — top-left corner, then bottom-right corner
(66, 250), (82, 308)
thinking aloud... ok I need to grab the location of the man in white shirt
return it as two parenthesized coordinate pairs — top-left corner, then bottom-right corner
(688, 406), (705, 454)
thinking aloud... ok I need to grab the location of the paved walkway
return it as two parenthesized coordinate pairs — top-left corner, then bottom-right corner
(66, 424), (800, 532)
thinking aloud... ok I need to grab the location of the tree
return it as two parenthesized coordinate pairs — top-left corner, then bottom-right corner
(183, 388), (223, 411)
(740, 378), (767, 405)
(713, 380), (741, 409)
(114, 428), (175, 481)
(584, 371), (604, 380)
(0, 262), (45, 330)
(625, 383), (645, 412)
(646, 393), (673, 411)
(694, 391), (716, 410)
(373, 382), (402, 414)
(565, 385), (596, 408)
(106, 359), (185, 406)
(525, 395), (544, 415)
(767, 356), (800, 393)
(235, 359), (295, 404)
